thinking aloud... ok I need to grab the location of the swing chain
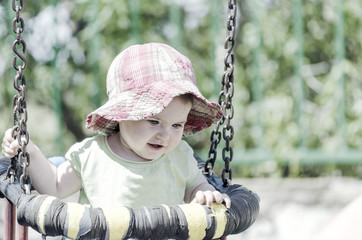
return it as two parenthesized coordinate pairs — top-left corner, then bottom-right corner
(8, 0), (31, 194)
(205, 0), (236, 188)
(220, 0), (236, 187)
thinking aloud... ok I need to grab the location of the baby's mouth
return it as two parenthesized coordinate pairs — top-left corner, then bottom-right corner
(148, 143), (163, 149)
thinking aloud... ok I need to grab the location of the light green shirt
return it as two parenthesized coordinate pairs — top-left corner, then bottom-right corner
(66, 135), (201, 208)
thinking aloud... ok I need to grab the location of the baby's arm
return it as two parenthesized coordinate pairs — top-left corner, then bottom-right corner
(184, 175), (231, 208)
(1, 128), (81, 198)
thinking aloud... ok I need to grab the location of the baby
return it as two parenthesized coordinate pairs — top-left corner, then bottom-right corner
(2, 43), (231, 211)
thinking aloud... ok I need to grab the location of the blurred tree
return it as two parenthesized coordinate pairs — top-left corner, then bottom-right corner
(1, 0), (362, 177)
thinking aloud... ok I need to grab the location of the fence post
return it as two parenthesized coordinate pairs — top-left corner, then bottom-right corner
(89, 0), (102, 109)
(292, 0), (306, 149)
(211, 0), (221, 97)
(250, 1), (265, 149)
(169, 3), (183, 50)
(335, 0), (346, 149)
(49, 0), (64, 155)
(128, 0), (142, 43)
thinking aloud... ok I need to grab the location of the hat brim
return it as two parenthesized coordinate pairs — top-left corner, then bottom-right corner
(86, 80), (222, 136)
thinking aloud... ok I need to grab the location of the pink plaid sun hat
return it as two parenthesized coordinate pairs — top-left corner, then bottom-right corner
(86, 43), (222, 136)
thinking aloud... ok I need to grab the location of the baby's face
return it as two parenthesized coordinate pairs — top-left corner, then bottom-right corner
(118, 96), (192, 162)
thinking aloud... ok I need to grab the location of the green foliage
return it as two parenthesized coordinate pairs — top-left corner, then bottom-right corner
(1, 0), (362, 177)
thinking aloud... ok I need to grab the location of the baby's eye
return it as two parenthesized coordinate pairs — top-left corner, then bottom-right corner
(172, 123), (183, 128)
(148, 120), (159, 125)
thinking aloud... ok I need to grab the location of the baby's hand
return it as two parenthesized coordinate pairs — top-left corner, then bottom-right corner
(1, 128), (20, 159)
(191, 190), (231, 208)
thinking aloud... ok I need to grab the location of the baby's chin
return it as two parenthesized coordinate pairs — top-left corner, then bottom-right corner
(142, 152), (166, 162)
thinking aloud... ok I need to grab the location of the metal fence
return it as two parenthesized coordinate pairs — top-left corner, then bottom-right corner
(209, 0), (362, 168)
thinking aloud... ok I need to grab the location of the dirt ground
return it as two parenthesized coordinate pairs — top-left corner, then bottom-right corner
(1, 177), (361, 240)
(229, 177), (362, 240)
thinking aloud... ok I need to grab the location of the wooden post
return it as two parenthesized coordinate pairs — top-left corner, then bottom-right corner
(17, 223), (28, 240)
(4, 198), (15, 240)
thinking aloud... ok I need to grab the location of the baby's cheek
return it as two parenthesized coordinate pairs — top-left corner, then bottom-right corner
(170, 133), (183, 149)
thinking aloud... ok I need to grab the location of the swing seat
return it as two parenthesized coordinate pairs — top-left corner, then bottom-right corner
(0, 157), (259, 240)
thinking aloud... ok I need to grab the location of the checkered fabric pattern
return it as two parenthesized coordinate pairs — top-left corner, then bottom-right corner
(86, 43), (222, 136)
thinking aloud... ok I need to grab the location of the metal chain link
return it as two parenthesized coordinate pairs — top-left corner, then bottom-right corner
(205, 0), (236, 188)
(7, 0), (31, 194)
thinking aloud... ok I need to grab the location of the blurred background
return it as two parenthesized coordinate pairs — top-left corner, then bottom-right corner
(1, 0), (362, 239)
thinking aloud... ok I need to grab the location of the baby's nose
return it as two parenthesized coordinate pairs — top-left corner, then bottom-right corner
(156, 127), (170, 141)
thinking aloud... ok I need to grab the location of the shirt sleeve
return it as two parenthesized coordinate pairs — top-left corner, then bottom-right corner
(65, 137), (97, 177)
(65, 142), (82, 176)
(177, 140), (202, 189)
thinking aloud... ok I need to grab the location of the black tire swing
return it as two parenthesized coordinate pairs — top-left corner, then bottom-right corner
(0, 1), (259, 239)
